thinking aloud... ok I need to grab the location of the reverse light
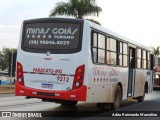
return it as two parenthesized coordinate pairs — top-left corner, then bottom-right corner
(72, 65), (85, 90)
(75, 82), (80, 87)
(18, 78), (22, 82)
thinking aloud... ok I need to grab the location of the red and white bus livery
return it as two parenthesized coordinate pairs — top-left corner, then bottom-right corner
(15, 18), (154, 110)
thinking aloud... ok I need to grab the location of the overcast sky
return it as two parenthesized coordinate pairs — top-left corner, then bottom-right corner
(0, 0), (160, 50)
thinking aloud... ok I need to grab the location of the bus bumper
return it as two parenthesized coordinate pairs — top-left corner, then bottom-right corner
(15, 80), (87, 101)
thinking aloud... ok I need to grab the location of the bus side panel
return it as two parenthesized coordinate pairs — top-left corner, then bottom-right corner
(118, 67), (128, 100)
(86, 65), (113, 103)
(134, 69), (148, 97)
(86, 65), (128, 103)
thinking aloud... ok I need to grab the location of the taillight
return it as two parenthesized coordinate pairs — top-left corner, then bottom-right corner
(72, 65), (85, 90)
(16, 62), (24, 86)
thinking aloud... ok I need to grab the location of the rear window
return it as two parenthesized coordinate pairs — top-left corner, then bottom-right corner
(22, 19), (83, 53)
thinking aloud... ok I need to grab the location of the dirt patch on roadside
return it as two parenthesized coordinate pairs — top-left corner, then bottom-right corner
(0, 84), (15, 94)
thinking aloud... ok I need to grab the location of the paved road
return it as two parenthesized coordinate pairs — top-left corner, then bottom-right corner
(0, 90), (160, 120)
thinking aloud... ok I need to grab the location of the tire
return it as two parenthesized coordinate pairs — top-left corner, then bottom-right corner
(61, 100), (78, 107)
(137, 87), (145, 102)
(111, 85), (122, 110)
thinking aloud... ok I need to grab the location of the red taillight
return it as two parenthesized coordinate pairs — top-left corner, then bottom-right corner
(76, 75), (81, 80)
(77, 68), (82, 73)
(72, 65), (85, 90)
(16, 62), (24, 86)
(18, 71), (22, 76)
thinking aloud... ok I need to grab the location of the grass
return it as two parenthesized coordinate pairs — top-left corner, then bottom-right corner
(0, 84), (15, 94)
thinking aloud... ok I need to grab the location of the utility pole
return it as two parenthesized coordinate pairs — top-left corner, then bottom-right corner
(9, 52), (13, 89)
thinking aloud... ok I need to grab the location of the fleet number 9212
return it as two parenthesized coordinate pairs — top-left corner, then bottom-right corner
(57, 76), (69, 82)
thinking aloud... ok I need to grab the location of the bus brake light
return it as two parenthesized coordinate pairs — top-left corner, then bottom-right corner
(76, 75), (81, 80)
(18, 71), (22, 76)
(17, 62), (24, 86)
(72, 65), (85, 90)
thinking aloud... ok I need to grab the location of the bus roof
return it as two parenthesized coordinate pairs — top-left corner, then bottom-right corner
(85, 19), (152, 52)
(23, 17), (152, 52)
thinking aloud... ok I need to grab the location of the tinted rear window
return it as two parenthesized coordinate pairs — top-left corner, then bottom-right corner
(22, 19), (83, 54)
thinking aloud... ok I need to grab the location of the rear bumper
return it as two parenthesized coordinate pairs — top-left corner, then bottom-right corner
(15, 80), (87, 101)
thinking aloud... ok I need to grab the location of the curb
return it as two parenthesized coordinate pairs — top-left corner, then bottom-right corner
(0, 92), (14, 95)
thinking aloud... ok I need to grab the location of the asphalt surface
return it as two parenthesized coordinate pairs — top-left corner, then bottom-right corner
(0, 89), (160, 120)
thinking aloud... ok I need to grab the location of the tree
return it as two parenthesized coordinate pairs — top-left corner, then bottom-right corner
(0, 48), (17, 71)
(152, 46), (160, 66)
(50, 0), (102, 24)
(153, 46), (160, 57)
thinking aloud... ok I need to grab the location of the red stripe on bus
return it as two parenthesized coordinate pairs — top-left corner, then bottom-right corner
(15, 80), (87, 101)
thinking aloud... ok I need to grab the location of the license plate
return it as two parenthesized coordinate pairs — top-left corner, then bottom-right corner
(41, 83), (53, 89)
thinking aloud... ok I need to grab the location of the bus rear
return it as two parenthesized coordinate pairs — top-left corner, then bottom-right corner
(15, 18), (89, 104)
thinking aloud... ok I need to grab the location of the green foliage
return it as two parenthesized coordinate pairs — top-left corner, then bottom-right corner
(0, 48), (17, 71)
(50, 0), (102, 24)
(153, 46), (160, 57)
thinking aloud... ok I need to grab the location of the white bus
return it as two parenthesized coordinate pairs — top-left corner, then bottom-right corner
(15, 18), (153, 110)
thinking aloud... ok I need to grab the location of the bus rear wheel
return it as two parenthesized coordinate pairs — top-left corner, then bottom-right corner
(137, 86), (145, 102)
(111, 85), (122, 110)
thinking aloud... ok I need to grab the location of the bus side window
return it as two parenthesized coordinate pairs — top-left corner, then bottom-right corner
(93, 32), (97, 47)
(106, 38), (117, 65)
(123, 43), (128, 66)
(91, 31), (105, 64)
(119, 42), (128, 67)
(142, 50), (147, 69)
(119, 42), (123, 66)
(137, 48), (142, 68)
(98, 34), (105, 64)
(93, 48), (98, 63)
(147, 52), (150, 69)
(92, 32), (98, 63)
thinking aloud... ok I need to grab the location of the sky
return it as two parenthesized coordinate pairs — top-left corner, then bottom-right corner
(0, 0), (160, 50)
